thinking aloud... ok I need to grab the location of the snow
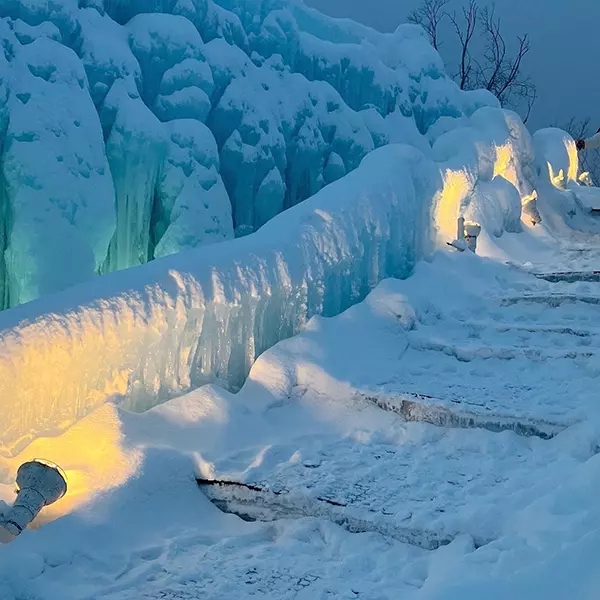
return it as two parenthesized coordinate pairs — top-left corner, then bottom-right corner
(1, 33), (116, 307)
(3, 212), (600, 598)
(0, 0), (497, 307)
(0, 142), (434, 457)
(0, 84), (592, 456)
(2, 0), (600, 597)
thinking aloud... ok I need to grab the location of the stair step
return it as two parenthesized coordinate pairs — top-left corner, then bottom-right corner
(408, 336), (596, 362)
(200, 430), (569, 553)
(357, 391), (566, 440)
(501, 294), (600, 307)
(198, 479), (459, 551)
(534, 271), (600, 283)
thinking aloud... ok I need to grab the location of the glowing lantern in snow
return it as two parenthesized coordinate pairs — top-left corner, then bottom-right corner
(0, 459), (67, 543)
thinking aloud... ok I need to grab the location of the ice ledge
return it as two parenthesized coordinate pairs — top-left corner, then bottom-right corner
(0, 144), (434, 455)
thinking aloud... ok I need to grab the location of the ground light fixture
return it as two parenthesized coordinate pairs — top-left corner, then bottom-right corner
(0, 459), (68, 543)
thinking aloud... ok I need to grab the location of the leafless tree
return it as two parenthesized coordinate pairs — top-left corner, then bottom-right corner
(407, 0), (536, 122)
(407, 0), (450, 50)
(447, 0), (478, 89)
(474, 6), (536, 121)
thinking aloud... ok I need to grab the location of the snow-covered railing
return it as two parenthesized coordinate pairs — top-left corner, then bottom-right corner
(0, 144), (436, 456)
(0, 109), (591, 456)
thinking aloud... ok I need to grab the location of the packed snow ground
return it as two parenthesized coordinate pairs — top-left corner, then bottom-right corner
(1, 0), (600, 597)
(2, 211), (600, 599)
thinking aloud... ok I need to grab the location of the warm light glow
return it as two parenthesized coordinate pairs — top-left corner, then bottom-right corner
(434, 168), (473, 242)
(544, 139), (579, 190)
(492, 143), (519, 188)
(566, 139), (579, 183)
(0, 272), (207, 458)
(0, 403), (141, 525)
(548, 164), (567, 189)
(521, 190), (538, 207)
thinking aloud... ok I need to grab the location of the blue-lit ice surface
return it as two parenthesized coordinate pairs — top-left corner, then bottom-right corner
(0, 0), (494, 307)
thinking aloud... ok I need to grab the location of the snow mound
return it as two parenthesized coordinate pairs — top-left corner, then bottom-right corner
(0, 101), (591, 454)
(0, 0), (595, 455)
(0, 0), (497, 306)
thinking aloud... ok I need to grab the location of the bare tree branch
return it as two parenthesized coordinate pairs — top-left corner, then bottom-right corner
(448, 0), (478, 89)
(407, 0), (451, 50)
(407, 0), (536, 121)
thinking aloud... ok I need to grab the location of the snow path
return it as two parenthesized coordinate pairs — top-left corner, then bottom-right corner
(3, 223), (600, 599)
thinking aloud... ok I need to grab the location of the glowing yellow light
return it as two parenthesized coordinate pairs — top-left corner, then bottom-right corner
(0, 403), (141, 525)
(566, 139), (579, 183)
(493, 143), (518, 187)
(434, 168), (473, 242)
(521, 190), (538, 206)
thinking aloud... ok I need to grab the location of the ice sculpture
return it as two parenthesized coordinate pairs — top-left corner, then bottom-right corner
(1, 33), (116, 307)
(0, 0), (500, 307)
(0, 0), (586, 455)
(0, 102), (576, 455)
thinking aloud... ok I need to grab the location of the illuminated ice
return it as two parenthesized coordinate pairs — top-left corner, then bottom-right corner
(0, 0), (503, 305)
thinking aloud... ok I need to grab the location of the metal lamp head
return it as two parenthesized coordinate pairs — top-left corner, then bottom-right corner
(15, 459), (67, 505)
(0, 459), (67, 543)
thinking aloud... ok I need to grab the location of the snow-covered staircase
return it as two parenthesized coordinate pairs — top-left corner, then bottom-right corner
(199, 250), (600, 555)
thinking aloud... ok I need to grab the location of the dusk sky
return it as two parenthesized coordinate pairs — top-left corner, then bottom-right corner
(306, 0), (599, 134)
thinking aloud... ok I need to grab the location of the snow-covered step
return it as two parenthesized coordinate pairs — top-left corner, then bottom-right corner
(486, 297), (600, 329)
(419, 321), (600, 354)
(357, 390), (565, 440)
(501, 293), (600, 307)
(201, 430), (573, 551)
(468, 322), (599, 339)
(375, 343), (596, 427)
(198, 478), (457, 550)
(534, 271), (600, 283)
(408, 334), (597, 362)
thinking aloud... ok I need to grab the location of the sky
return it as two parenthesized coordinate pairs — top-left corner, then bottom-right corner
(305, 0), (599, 134)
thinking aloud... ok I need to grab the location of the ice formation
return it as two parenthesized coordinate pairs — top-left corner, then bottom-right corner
(0, 143), (437, 455)
(0, 104), (593, 456)
(0, 0), (495, 307)
(0, 0), (595, 455)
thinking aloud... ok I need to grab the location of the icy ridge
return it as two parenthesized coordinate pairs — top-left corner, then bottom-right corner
(0, 0), (496, 307)
(0, 101), (590, 455)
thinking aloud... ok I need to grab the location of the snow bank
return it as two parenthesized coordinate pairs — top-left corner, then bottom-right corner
(0, 100), (581, 456)
(533, 128), (600, 232)
(0, 0), (496, 307)
(0, 144), (436, 456)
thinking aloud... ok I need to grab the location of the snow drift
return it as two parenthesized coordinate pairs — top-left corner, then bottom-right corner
(0, 0), (492, 307)
(0, 0), (596, 455)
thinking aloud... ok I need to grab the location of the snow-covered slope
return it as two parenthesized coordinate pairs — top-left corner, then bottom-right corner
(3, 221), (600, 600)
(1, 0), (599, 457)
(0, 0), (493, 307)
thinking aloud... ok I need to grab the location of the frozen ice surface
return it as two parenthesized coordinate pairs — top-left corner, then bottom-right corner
(0, 0), (500, 306)
(0, 143), (436, 455)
